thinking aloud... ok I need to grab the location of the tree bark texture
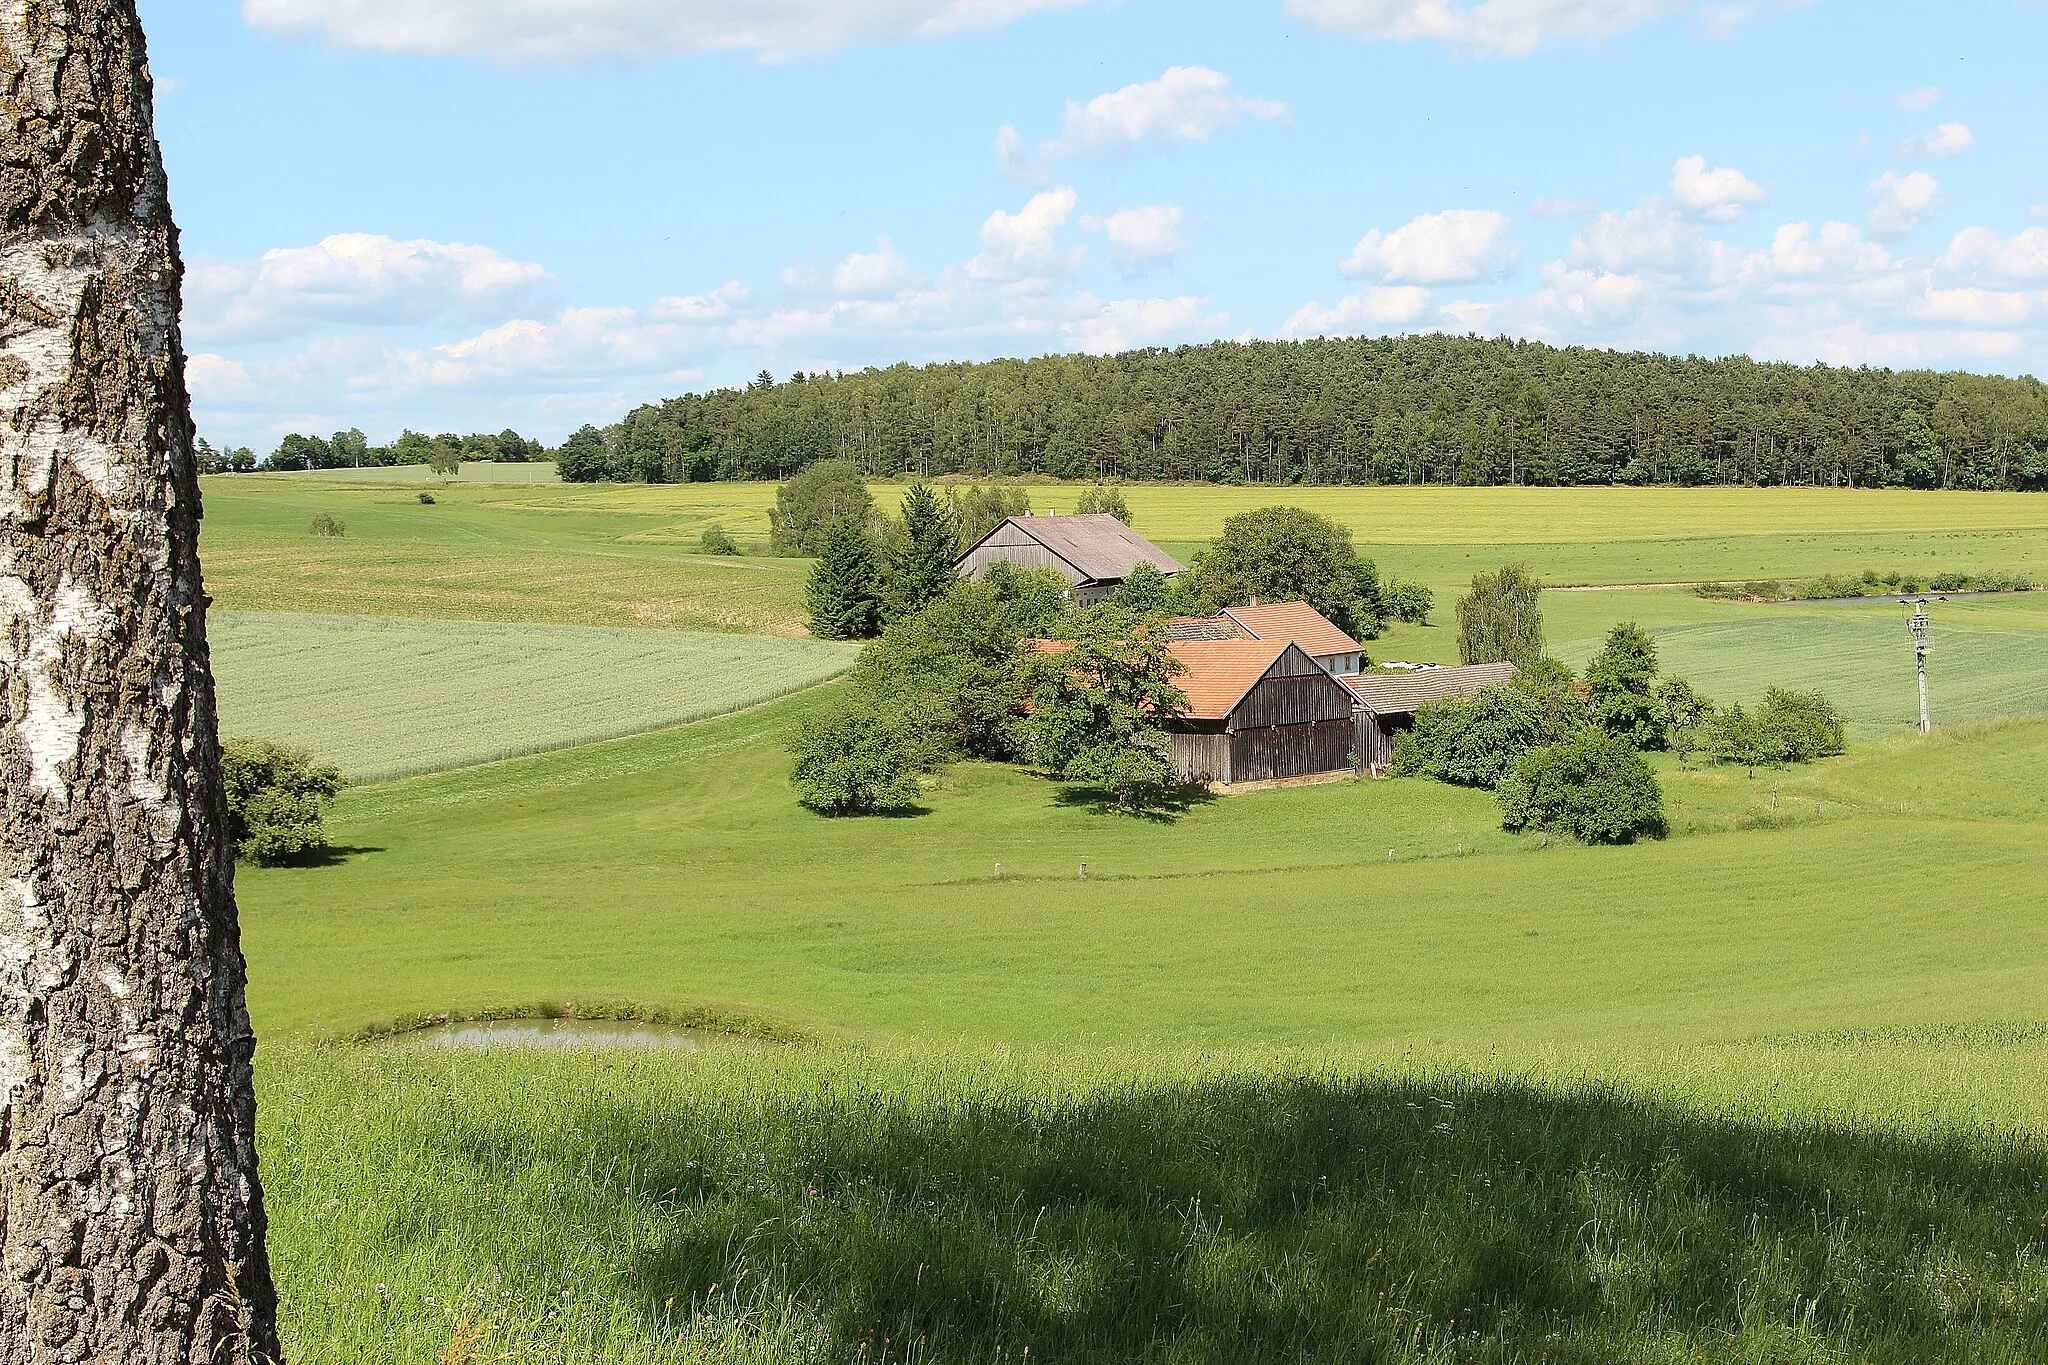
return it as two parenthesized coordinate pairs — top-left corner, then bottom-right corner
(0, 4), (280, 1363)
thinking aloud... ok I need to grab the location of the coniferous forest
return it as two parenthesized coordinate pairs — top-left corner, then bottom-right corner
(556, 334), (2048, 491)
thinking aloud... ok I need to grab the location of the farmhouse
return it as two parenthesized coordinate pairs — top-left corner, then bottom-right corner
(1166, 639), (1359, 786)
(956, 513), (1184, 606)
(1166, 601), (1364, 676)
(1344, 662), (1520, 772)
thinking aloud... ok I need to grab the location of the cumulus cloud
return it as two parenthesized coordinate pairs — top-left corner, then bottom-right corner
(1530, 197), (1599, 219)
(1342, 209), (1518, 284)
(1669, 155), (1766, 221)
(1063, 295), (1225, 353)
(1894, 86), (1942, 109)
(1087, 205), (1187, 274)
(967, 187), (1084, 282)
(1896, 122), (1976, 158)
(1280, 286), (1434, 339)
(1001, 66), (1287, 175)
(1692, 0), (1812, 39)
(242, 0), (1093, 64)
(184, 233), (557, 343)
(1939, 226), (2048, 283)
(1866, 170), (1941, 238)
(831, 240), (913, 296)
(1570, 201), (1710, 274)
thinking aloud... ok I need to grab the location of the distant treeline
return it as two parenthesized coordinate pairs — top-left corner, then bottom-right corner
(208, 428), (552, 474)
(557, 335), (2048, 491)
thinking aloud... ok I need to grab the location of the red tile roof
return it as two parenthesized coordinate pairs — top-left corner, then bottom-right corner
(1220, 601), (1360, 659)
(1164, 639), (1290, 721)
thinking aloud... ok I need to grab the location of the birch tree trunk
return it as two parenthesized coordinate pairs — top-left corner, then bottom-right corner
(0, 3), (281, 1362)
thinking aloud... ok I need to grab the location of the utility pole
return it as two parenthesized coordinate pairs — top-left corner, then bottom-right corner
(1909, 597), (1932, 734)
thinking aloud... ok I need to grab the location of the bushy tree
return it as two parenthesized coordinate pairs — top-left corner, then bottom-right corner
(1392, 684), (1564, 788)
(948, 485), (1032, 548)
(222, 739), (343, 864)
(1757, 687), (1847, 762)
(1074, 484), (1133, 523)
(806, 516), (883, 640)
(1383, 578), (1434, 625)
(885, 483), (959, 621)
(698, 524), (739, 555)
(1497, 731), (1665, 844)
(788, 698), (940, 815)
(1186, 505), (1386, 638)
(425, 436), (462, 476)
(557, 424), (614, 481)
(1458, 564), (1545, 667)
(773, 457), (873, 555)
(1586, 621), (1663, 747)
(1657, 676), (1715, 764)
(1109, 559), (1172, 615)
(1023, 607), (1188, 812)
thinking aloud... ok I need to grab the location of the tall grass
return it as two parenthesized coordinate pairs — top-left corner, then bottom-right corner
(263, 1041), (2048, 1364)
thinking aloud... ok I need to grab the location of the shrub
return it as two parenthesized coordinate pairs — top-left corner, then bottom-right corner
(415, 491), (436, 505)
(1392, 685), (1559, 789)
(1457, 565), (1544, 667)
(1108, 560), (1172, 615)
(1383, 579), (1434, 625)
(789, 698), (940, 815)
(308, 512), (346, 537)
(1073, 484), (1132, 523)
(222, 738), (343, 864)
(1497, 731), (1665, 844)
(698, 524), (740, 555)
(1757, 687), (1847, 762)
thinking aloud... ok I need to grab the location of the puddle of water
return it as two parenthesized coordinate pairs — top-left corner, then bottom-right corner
(409, 1018), (709, 1051)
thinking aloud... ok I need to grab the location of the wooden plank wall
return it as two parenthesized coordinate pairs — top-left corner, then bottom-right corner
(1355, 712), (1395, 770)
(1228, 720), (1353, 784)
(1229, 673), (1355, 730)
(957, 526), (1083, 585)
(1171, 731), (1232, 784)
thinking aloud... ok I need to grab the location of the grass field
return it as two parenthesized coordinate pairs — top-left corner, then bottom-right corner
(209, 612), (856, 779)
(243, 693), (2048, 1363)
(280, 461), (565, 483)
(199, 475), (2048, 635)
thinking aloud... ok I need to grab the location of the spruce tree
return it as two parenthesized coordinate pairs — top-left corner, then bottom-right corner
(887, 483), (958, 621)
(1585, 621), (1664, 748)
(807, 516), (882, 639)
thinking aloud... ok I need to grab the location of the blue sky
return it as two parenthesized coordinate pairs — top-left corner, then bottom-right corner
(140, 0), (2048, 449)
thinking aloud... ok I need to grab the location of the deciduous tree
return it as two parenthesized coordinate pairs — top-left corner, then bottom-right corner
(0, 4), (280, 1359)
(1458, 564), (1545, 668)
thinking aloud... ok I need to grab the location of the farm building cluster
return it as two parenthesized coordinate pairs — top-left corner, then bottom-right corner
(960, 512), (1515, 789)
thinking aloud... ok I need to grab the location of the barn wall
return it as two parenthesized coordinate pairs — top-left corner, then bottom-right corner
(1227, 720), (1354, 784)
(1355, 711), (1394, 770)
(1229, 673), (1355, 730)
(1172, 731), (1232, 785)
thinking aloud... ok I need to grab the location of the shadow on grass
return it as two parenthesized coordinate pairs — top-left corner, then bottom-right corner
(251, 843), (385, 869)
(430, 1070), (2048, 1363)
(1050, 782), (1220, 823)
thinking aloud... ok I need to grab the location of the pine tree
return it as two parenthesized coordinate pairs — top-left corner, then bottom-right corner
(807, 516), (882, 639)
(886, 483), (958, 621)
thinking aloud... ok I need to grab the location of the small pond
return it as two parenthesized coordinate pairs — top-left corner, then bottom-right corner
(407, 1018), (713, 1051)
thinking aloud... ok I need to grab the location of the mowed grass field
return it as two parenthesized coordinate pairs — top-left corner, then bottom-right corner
(244, 695), (2048, 1363)
(210, 612), (856, 779)
(200, 474), (2048, 636)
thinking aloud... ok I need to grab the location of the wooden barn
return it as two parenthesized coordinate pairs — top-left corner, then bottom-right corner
(1167, 639), (1359, 786)
(1166, 600), (1364, 676)
(956, 513), (1184, 605)
(1344, 662), (1520, 772)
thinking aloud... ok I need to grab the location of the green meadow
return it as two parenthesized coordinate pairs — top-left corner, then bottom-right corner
(209, 475), (2048, 1362)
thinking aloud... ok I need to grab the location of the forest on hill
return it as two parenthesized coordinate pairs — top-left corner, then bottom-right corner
(557, 335), (2048, 491)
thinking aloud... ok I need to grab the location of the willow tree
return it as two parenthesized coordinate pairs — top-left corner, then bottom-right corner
(0, 5), (279, 1362)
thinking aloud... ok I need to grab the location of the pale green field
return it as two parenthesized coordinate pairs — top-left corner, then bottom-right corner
(210, 612), (856, 780)
(272, 461), (564, 484)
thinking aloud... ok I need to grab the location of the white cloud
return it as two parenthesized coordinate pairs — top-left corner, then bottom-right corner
(1004, 66), (1287, 174)
(1894, 86), (1942, 109)
(1286, 0), (1744, 56)
(650, 281), (751, 321)
(831, 240), (912, 296)
(1281, 286), (1435, 338)
(1751, 222), (1890, 281)
(1570, 201), (1708, 274)
(1669, 155), (1765, 221)
(1896, 122), (1976, 158)
(184, 233), (557, 343)
(1757, 323), (2019, 368)
(242, 0), (1093, 64)
(967, 187), (1083, 282)
(1866, 170), (1941, 238)
(1062, 295), (1225, 353)
(1939, 226), (2048, 283)
(1692, 0), (1811, 40)
(1342, 209), (1518, 284)
(1530, 197), (1598, 218)
(1087, 205), (1187, 274)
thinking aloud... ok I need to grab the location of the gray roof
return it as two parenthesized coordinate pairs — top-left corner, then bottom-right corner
(1343, 662), (1519, 716)
(1164, 615), (1246, 642)
(993, 514), (1184, 583)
